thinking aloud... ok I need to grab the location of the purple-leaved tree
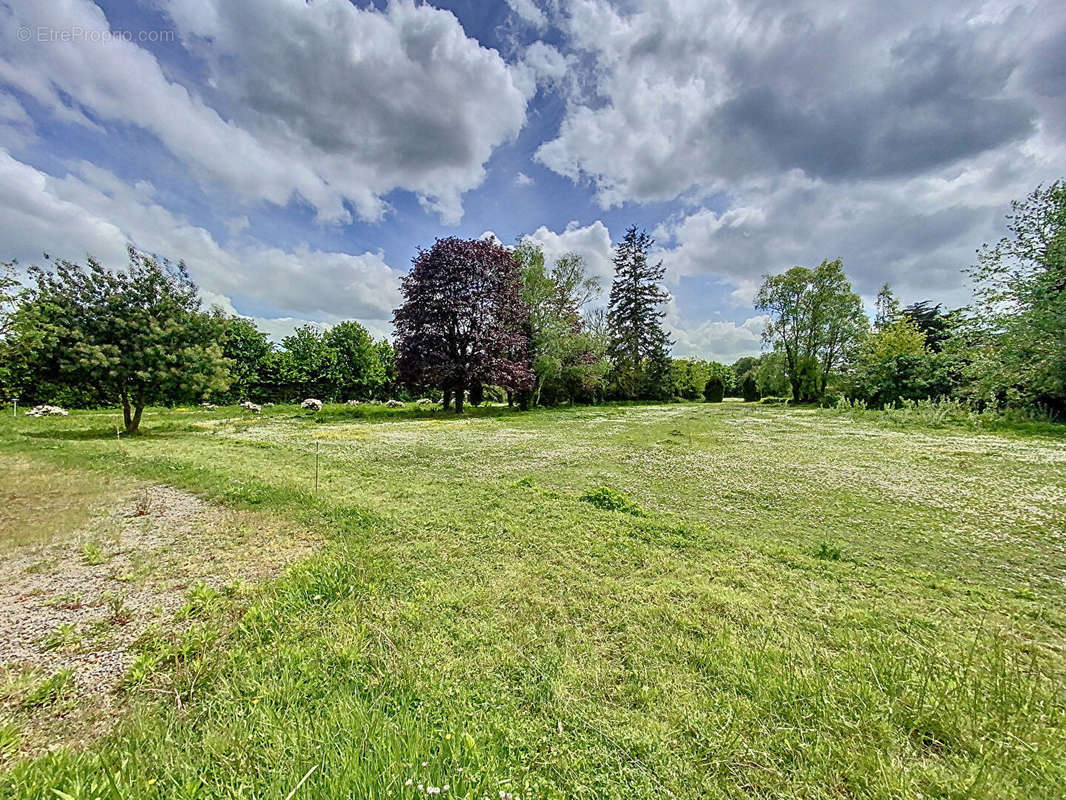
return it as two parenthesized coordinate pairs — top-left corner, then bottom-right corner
(393, 237), (534, 413)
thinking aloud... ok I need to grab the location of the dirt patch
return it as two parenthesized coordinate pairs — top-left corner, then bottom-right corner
(0, 484), (317, 759)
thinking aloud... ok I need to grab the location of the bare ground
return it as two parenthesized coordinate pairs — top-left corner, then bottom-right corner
(0, 481), (317, 758)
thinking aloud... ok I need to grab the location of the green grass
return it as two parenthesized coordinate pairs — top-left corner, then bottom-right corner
(1, 401), (1065, 798)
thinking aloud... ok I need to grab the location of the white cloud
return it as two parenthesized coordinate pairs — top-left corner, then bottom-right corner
(506, 0), (550, 30)
(0, 91), (33, 149)
(522, 41), (571, 89)
(667, 312), (767, 363)
(0, 150), (403, 324)
(1, 0), (532, 224)
(653, 130), (1066, 308)
(520, 219), (614, 286)
(514, 172), (535, 187)
(538, 0), (1059, 209)
(529, 0), (1065, 311)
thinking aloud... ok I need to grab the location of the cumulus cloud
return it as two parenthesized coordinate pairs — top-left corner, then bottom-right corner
(667, 310), (767, 363)
(514, 172), (535, 187)
(653, 137), (1062, 308)
(520, 219), (615, 286)
(0, 150), (403, 323)
(1, 0), (531, 224)
(528, 0), (1066, 308)
(537, 0), (1060, 207)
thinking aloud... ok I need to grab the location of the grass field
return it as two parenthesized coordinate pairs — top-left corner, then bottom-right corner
(1, 401), (1064, 799)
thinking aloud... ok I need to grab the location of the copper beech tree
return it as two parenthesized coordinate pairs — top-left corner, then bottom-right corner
(393, 237), (534, 412)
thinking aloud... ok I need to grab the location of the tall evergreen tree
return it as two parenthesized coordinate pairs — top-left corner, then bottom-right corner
(606, 226), (672, 399)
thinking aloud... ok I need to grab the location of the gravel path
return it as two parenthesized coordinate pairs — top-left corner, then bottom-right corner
(0, 484), (316, 757)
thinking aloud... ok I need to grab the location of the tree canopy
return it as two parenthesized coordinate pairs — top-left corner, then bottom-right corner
(10, 248), (229, 432)
(514, 242), (604, 406)
(393, 237), (534, 413)
(967, 180), (1066, 413)
(755, 259), (866, 402)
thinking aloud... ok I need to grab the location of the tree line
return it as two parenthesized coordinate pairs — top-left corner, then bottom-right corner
(752, 181), (1065, 417)
(0, 180), (1062, 431)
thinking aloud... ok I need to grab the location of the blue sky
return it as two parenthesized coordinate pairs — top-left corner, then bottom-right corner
(1, 0), (1064, 360)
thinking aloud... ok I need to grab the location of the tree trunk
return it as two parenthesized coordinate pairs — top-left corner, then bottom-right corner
(129, 403), (144, 434)
(121, 395), (132, 432)
(454, 378), (465, 413)
(790, 378), (802, 404)
(443, 388), (453, 410)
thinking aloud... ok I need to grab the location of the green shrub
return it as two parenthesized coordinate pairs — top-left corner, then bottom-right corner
(703, 377), (725, 403)
(580, 486), (644, 516)
(740, 373), (760, 402)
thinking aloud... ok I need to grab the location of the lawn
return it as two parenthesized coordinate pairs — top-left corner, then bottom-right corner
(1, 401), (1064, 799)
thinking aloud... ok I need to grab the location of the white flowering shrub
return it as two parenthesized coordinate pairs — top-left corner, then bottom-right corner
(239, 401), (262, 413)
(201, 402), (218, 410)
(346, 400), (362, 406)
(416, 398), (434, 406)
(385, 399), (404, 408)
(25, 404), (68, 417)
(301, 398), (323, 411)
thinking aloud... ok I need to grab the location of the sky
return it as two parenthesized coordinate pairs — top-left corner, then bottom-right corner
(1, 0), (1064, 362)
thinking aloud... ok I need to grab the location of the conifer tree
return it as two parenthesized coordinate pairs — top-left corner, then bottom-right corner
(606, 226), (672, 399)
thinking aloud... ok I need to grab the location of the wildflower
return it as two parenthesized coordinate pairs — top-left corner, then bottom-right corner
(405, 779), (413, 786)
(386, 399), (404, 408)
(301, 398), (323, 411)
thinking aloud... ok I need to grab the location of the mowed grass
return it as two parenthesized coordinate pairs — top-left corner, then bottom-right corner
(1, 401), (1065, 798)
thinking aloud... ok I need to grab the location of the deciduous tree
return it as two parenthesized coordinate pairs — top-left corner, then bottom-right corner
(393, 237), (533, 413)
(13, 248), (229, 432)
(514, 242), (601, 406)
(966, 180), (1066, 412)
(755, 259), (866, 402)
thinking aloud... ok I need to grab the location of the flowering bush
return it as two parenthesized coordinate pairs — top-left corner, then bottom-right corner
(201, 402), (218, 410)
(385, 399), (404, 408)
(25, 404), (68, 417)
(301, 398), (323, 411)
(239, 401), (262, 413)
(416, 398), (434, 406)
(346, 400), (362, 406)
